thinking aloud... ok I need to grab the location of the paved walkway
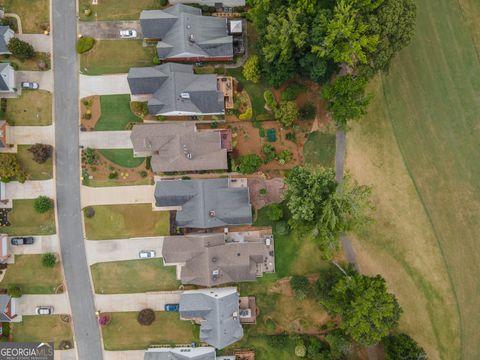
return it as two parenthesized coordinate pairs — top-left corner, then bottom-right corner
(17, 70), (54, 92)
(79, 74), (129, 98)
(6, 179), (55, 199)
(79, 130), (132, 149)
(18, 34), (52, 52)
(5, 13), (22, 33)
(10, 125), (55, 145)
(94, 291), (182, 312)
(16, 293), (70, 316)
(103, 351), (144, 360)
(81, 185), (154, 207)
(78, 21), (142, 40)
(8, 235), (59, 256)
(85, 237), (164, 265)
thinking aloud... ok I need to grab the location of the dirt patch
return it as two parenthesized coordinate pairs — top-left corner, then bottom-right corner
(80, 96), (101, 131)
(247, 177), (285, 209)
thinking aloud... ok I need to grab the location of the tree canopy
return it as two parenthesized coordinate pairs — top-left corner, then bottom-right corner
(0, 153), (26, 183)
(243, 55), (262, 83)
(383, 333), (427, 360)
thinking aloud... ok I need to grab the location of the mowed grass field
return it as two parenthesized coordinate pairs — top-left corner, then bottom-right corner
(346, 0), (480, 358)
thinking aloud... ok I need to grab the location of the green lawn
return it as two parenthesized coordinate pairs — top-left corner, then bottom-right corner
(0, 255), (63, 293)
(84, 204), (169, 240)
(5, 90), (52, 126)
(102, 312), (197, 350)
(2, 199), (56, 236)
(91, 259), (180, 294)
(95, 95), (142, 131)
(0, 0), (49, 33)
(0, 52), (51, 71)
(16, 145), (53, 180)
(80, 40), (155, 75)
(99, 149), (144, 168)
(79, 0), (161, 21)
(13, 316), (73, 349)
(303, 131), (336, 169)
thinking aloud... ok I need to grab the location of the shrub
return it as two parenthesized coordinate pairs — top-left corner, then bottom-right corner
(286, 132), (296, 143)
(299, 102), (316, 120)
(152, 53), (160, 65)
(239, 107), (252, 121)
(274, 101), (298, 128)
(84, 206), (95, 218)
(159, 0), (169, 6)
(281, 83), (308, 101)
(84, 148), (98, 165)
(7, 285), (22, 298)
(267, 203), (283, 221)
(238, 154), (262, 174)
(139, 170), (148, 178)
(98, 313), (111, 327)
(0, 153), (26, 183)
(295, 344), (307, 357)
(28, 144), (52, 164)
(1, 17), (18, 33)
(34, 196), (53, 214)
(236, 82), (244, 92)
(277, 150), (293, 165)
(76, 36), (95, 54)
(145, 157), (152, 170)
(108, 171), (118, 179)
(259, 188), (267, 196)
(275, 220), (290, 235)
(8, 38), (34, 60)
(137, 309), (156, 326)
(262, 143), (277, 162)
(41, 253), (57, 268)
(210, 121), (218, 129)
(83, 112), (92, 120)
(259, 127), (266, 138)
(243, 55), (261, 83)
(267, 333), (289, 347)
(290, 275), (310, 300)
(383, 333), (427, 360)
(265, 318), (276, 331)
(264, 90), (277, 110)
(2, 322), (10, 337)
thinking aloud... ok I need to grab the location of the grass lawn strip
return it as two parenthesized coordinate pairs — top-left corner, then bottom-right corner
(5, 90), (52, 126)
(79, 0), (161, 21)
(101, 311), (197, 350)
(98, 149), (144, 168)
(16, 145), (53, 180)
(0, 52), (51, 71)
(0, 0), (49, 33)
(12, 315), (73, 349)
(2, 199), (55, 236)
(91, 259), (180, 294)
(95, 95), (141, 131)
(303, 131), (336, 169)
(84, 204), (169, 240)
(0, 255), (62, 293)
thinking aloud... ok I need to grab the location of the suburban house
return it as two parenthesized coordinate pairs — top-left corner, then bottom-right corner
(0, 63), (15, 93)
(0, 234), (8, 263)
(130, 122), (230, 173)
(144, 347), (236, 360)
(140, 4), (233, 62)
(162, 231), (275, 286)
(179, 287), (244, 349)
(0, 26), (14, 55)
(0, 294), (17, 323)
(128, 63), (225, 116)
(154, 178), (252, 229)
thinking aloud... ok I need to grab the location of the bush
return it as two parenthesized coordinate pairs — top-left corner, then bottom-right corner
(299, 102), (317, 120)
(139, 170), (148, 178)
(2, 322), (10, 337)
(159, 0), (169, 6)
(290, 275), (310, 300)
(239, 107), (252, 121)
(281, 83), (308, 101)
(33, 196), (53, 214)
(262, 143), (277, 162)
(108, 171), (118, 179)
(7, 285), (22, 298)
(84, 148), (98, 165)
(383, 333), (427, 360)
(259, 127), (266, 138)
(295, 345), (307, 357)
(274, 101), (298, 128)
(277, 149), (293, 165)
(8, 38), (34, 60)
(145, 157), (152, 170)
(267, 333), (289, 347)
(243, 55), (261, 83)
(84, 206), (95, 218)
(275, 220), (290, 235)
(238, 154), (263, 174)
(286, 132), (296, 143)
(1, 17), (18, 33)
(28, 144), (52, 164)
(76, 36), (95, 54)
(264, 90), (277, 110)
(259, 188), (267, 196)
(137, 309), (156, 326)
(41, 253), (57, 268)
(98, 313), (111, 327)
(267, 203), (283, 221)
(265, 318), (276, 331)
(210, 121), (218, 129)
(152, 52), (160, 65)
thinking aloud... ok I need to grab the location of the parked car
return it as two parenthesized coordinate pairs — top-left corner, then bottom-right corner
(164, 304), (179, 312)
(120, 29), (137, 38)
(35, 306), (53, 315)
(10, 237), (34, 246)
(139, 250), (155, 259)
(21, 82), (39, 90)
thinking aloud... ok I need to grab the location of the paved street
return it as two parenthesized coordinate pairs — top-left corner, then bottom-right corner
(79, 74), (130, 98)
(10, 125), (55, 145)
(81, 185), (154, 207)
(78, 21), (142, 40)
(85, 237), (164, 265)
(16, 293), (70, 316)
(6, 179), (55, 199)
(94, 291), (182, 312)
(17, 70), (54, 92)
(53, 0), (103, 359)
(79, 130), (132, 148)
(8, 235), (59, 256)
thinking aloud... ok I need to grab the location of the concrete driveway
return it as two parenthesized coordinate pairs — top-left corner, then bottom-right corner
(10, 125), (55, 145)
(18, 34), (52, 53)
(16, 293), (70, 316)
(79, 74), (130, 98)
(81, 185), (154, 207)
(17, 71), (53, 92)
(78, 21), (143, 40)
(8, 235), (59, 256)
(79, 130), (132, 149)
(6, 179), (55, 199)
(94, 291), (182, 312)
(85, 237), (164, 265)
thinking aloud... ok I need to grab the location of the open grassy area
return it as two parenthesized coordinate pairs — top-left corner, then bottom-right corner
(16, 145), (53, 180)
(0, 255), (63, 293)
(95, 95), (142, 130)
(303, 131), (336, 169)
(98, 149), (144, 168)
(79, 0), (161, 21)
(0, 0), (49, 33)
(0, 52), (51, 71)
(84, 204), (169, 240)
(91, 259), (180, 294)
(102, 311), (197, 350)
(5, 90), (52, 126)
(80, 40), (155, 75)
(12, 316), (73, 348)
(2, 199), (55, 236)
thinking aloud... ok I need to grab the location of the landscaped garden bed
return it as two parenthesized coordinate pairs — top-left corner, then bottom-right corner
(5, 90), (52, 126)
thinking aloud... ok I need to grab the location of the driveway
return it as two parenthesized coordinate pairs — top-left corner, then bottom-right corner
(81, 185), (154, 207)
(6, 179), (55, 199)
(79, 74), (130, 98)
(79, 130), (132, 149)
(8, 235), (59, 256)
(10, 125), (55, 145)
(94, 291), (182, 312)
(78, 21), (143, 40)
(16, 293), (70, 316)
(17, 71), (54, 92)
(18, 34), (52, 53)
(85, 237), (164, 265)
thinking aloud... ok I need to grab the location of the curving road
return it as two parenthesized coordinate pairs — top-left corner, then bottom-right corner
(52, 1), (103, 359)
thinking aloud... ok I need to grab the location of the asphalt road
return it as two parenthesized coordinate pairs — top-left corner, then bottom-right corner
(52, 1), (103, 359)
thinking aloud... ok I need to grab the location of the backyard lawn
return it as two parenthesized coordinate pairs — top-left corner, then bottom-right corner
(79, 0), (161, 21)
(0, 0), (49, 33)
(91, 259), (180, 294)
(2, 199), (56, 236)
(95, 95), (142, 131)
(5, 90), (52, 126)
(16, 145), (53, 180)
(80, 40), (155, 75)
(13, 316), (73, 348)
(101, 312), (197, 350)
(0, 255), (63, 293)
(303, 131), (336, 169)
(84, 204), (169, 240)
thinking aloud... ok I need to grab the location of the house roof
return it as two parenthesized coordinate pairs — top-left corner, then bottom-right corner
(0, 63), (14, 92)
(0, 295), (12, 322)
(128, 63), (224, 115)
(154, 179), (252, 229)
(162, 233), (269, 286)
(180, 287), (243, 349)
(144, 347), (216, 360)
(140, 4), (233, 59)
(0, 26), (12, 54)
(130, 122), (227, 172)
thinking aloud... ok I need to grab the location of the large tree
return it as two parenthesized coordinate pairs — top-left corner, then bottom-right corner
(274, 101), (298, 128)
(8, 38), (34, 60)
(0, 153), (26, 183)
(383, 333), (427, 360)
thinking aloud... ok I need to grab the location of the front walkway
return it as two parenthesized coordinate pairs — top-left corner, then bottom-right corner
(78, 21), (143, 40)
(16, 293), (70, 317)
(17, 70), (54, 92)
(6, 179), (55, 199)
(94, 291), (182, 312)
(81, 185), (154, 207)
(10, 125), (55, 145)
(18, 34), (52, 53)
(79, 131), (132, 149)
(79, 74), (130, 98)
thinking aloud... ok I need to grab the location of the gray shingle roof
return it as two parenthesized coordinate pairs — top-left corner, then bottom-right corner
(128, 63), (224, 116)
(0, 295), (13, 322)
(0, 63), (13, 92)
(179, 288), (243, 349)
(144, 347), (216, 360)
(0, 26), (12, 54)
(140, 4), (233, 60)
(154, 179), (252, 229)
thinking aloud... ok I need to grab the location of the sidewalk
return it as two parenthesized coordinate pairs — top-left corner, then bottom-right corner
(79, 131), (132, 149)
(6, 179), (55, 199)
(94, 291), (182, 312)
(81, 185), (154, 207)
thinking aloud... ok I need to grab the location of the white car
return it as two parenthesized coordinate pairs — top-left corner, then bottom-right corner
(139, 250), (155, 259)
(35, 306), (53, 315)
(120, 29), (137, 39)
